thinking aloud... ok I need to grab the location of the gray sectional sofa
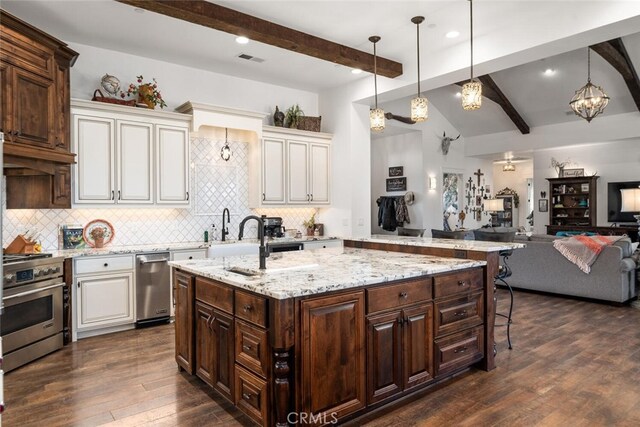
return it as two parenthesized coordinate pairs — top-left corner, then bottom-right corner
(507, 234), (637, 303)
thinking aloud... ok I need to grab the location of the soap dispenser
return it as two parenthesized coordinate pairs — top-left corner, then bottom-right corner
(211, 223), (218, 241)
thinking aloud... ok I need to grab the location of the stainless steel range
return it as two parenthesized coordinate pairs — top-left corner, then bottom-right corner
(1, 253), (66, 372)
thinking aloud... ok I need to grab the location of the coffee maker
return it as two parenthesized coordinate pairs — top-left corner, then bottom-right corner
(263, 217), (284, 238)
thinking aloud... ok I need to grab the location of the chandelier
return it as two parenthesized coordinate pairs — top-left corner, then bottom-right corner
(369, 36), (385, 132)
(462, 0), (482, 111)
(410, 16), (428, 122)
(569, 48), (609, 122)
(503, 159), (515, 172)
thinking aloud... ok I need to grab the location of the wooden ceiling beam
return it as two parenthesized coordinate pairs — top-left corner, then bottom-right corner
(590, 38), (640, 112)
(115, 0), (403, 78)
(455, 76), (530, 134)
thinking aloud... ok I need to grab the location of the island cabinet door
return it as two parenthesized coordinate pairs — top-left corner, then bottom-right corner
(300, 291), (366, 421)
(174, 271), (194, 374)
(195, 302), (215, 386)
(402, 303), (434, 390)
(212, 309), (235, 402)
(366, 311), (403, 404)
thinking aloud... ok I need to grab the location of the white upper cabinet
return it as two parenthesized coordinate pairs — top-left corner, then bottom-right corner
(250, 126), (331, 207)
(262, 137), (286, 204)
(117, 120), (153, 204)
(74, 115), (115, 203)
(71, 99), (191, 207)
(156, 125), (190, 204)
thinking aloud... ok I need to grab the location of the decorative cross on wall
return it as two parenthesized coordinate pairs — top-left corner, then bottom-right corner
(465, 192), (472, 205)
(474, 169), (484, 186)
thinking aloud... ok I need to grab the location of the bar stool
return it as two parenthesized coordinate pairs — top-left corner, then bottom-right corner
(473, 230), (515, 350)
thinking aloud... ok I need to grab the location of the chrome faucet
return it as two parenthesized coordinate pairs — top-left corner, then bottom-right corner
(238, 214), (269, 269)
(221, 208), (231, 241)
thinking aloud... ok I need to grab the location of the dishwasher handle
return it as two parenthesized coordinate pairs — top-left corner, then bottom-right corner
(139, 258), (169, 265)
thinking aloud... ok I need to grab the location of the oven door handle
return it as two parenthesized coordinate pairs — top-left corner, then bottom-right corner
(139, 259), (169, 265)
(3, 283), (66, 301)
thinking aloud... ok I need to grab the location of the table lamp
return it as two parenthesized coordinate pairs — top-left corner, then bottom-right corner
(620, 187), (640, 234)
(484, 198), (504, 226)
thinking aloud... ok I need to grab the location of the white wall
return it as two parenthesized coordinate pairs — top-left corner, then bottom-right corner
(69, 42), (319, 121)
(532, 139), (640, 234)
(492, 159), (534, 228)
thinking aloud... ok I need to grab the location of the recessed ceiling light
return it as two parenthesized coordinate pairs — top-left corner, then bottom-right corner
(543, 68), (556, 76)
(351, 69), (363, 75)
(236, 36), (250, 45)
(455, 92), (462, 98)
(446, 31), (460, 39)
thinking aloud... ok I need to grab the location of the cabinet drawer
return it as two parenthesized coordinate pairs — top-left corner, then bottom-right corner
(434, 326), (484, 377)
(235, 290), (268, 328)
(172, 249), (207, 261)
(367, 278), (432, 313)
(235, 365), (269, 426)
(433, 269), (483, 299)
(195, 277), (233, 313)
(235, 320), (269, 378)
(75, 255), (134, 275)
(434, 292), (484, 337)
(0, 25), (54, 79)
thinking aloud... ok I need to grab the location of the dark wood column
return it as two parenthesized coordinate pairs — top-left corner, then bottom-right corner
(270, 298), (295, 426)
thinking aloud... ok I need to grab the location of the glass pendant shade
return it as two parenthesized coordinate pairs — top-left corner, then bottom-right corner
(462, 80), (482, 111)
(411, 96), (428, 122)
(220, 128), (232, 161)
(569, 81), (609, 122)
(410, 16), (428, 122)
(370, 108), (385, 132)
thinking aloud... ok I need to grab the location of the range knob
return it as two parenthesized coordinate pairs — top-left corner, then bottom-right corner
(54, 266), (61, 273)
(34, 269), (43, 277)
(4, 274), (15, 283)
(43, 268), (52, 275)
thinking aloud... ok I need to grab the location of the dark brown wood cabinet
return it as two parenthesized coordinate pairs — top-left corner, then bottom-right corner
(546, 176), (599, 230)
(367, 310), (403, 403)
(300, 291), (366, 421)
(174, 271), (194, 374)
(1, 10), (78, 209)
(403, 303), (434, 390)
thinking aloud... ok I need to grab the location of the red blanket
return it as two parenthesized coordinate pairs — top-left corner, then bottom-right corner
(553, 235), (622, 274)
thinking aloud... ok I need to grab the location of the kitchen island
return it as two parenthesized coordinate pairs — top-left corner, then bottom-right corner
(170, 247), (490, 426)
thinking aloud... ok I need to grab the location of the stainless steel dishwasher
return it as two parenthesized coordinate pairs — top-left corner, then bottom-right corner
(135, 252), (171, 326)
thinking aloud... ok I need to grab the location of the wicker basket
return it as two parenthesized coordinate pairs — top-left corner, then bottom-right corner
(91, 89), (136, 107)
(297, 116), (321, 132)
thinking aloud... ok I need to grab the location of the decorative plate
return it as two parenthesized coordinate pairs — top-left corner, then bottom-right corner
(83, 219), (115, 247)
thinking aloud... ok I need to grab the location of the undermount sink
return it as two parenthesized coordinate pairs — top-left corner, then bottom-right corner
(224, 263), (319, 277)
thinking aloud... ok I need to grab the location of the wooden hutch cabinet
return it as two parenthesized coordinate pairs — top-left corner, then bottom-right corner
(546, 176), (598, 235)
(1, 10), (78, 208)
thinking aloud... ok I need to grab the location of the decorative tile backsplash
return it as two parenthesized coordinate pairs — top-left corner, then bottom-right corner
(2, 136), (319, 251)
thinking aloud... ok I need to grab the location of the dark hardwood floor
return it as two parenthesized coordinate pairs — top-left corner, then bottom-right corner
(4, 291), (640, 426)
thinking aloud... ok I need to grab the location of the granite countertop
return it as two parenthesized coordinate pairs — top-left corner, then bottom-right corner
(52, 241), (209, 258)
(169, 247), (486, 300)
(51, 236), (341, 258)
(349, 235), (526, 252)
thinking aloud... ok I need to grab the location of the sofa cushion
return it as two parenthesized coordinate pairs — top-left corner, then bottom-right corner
(612, 237), (633, 258)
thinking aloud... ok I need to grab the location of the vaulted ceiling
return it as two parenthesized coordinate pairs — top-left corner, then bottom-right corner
(3, 0), (639, 139)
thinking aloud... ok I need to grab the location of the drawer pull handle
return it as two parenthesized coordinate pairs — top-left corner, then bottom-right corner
(454, 347), (468, 354)
(243, 304), (252, 312)
(242, 392), (253, 400)
(399, 291), (408, 299)
(454, 310), (468, 317)
(103, 263), (109, 267)
(458, 280), (467, 287)
(242, 344), (252, 351)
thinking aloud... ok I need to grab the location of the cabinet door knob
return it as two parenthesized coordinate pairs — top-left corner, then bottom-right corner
(243, 304), (252, 312)
(454, 346), (468, 354)
(262, 193), (265, 201)
(242, 344), (252, 351)
(77, 281), (81, 288)
(186, 191), (189, 201)
(111, 190), (115, 200)
(103, 263), (108, 267)
(242, 392), (252, 401)
(117, 190), (121, 200)
(399, 291), (408, 299)
(454, 310), (468, 317)
(188, 256), (193, 260)
(458, 280), (467, 287)
(310, 194), (313, 202)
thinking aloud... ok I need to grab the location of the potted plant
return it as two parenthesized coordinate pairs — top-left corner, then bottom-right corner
(303, 213), (316, 237)
(90, 227), (106, 248)
(285, 104), (304, 129)
(120, 75), (167, 109)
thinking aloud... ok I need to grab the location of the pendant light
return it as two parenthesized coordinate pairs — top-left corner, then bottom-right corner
(220, 128), (232, 161)
(569, 48), (610, 122)
(462, 0), (482, 111)
(410, 16), (428, 122)
(369, 35), (385, 132)
(503, 159), (516, 172)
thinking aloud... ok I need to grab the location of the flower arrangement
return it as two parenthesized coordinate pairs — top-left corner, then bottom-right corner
(285, 104), (304, 129)
(303, 213), (316, 236)
(89, 227), (106, 240)
(120, 75), (167, 109)
(550, 157), (572, 177)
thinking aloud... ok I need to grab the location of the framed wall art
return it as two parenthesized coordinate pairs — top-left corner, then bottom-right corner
(561, 168), (584, 178)
(538, 199), (548, 212)
(386, 177), (407, 192)
(388, 166), (404, 177)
